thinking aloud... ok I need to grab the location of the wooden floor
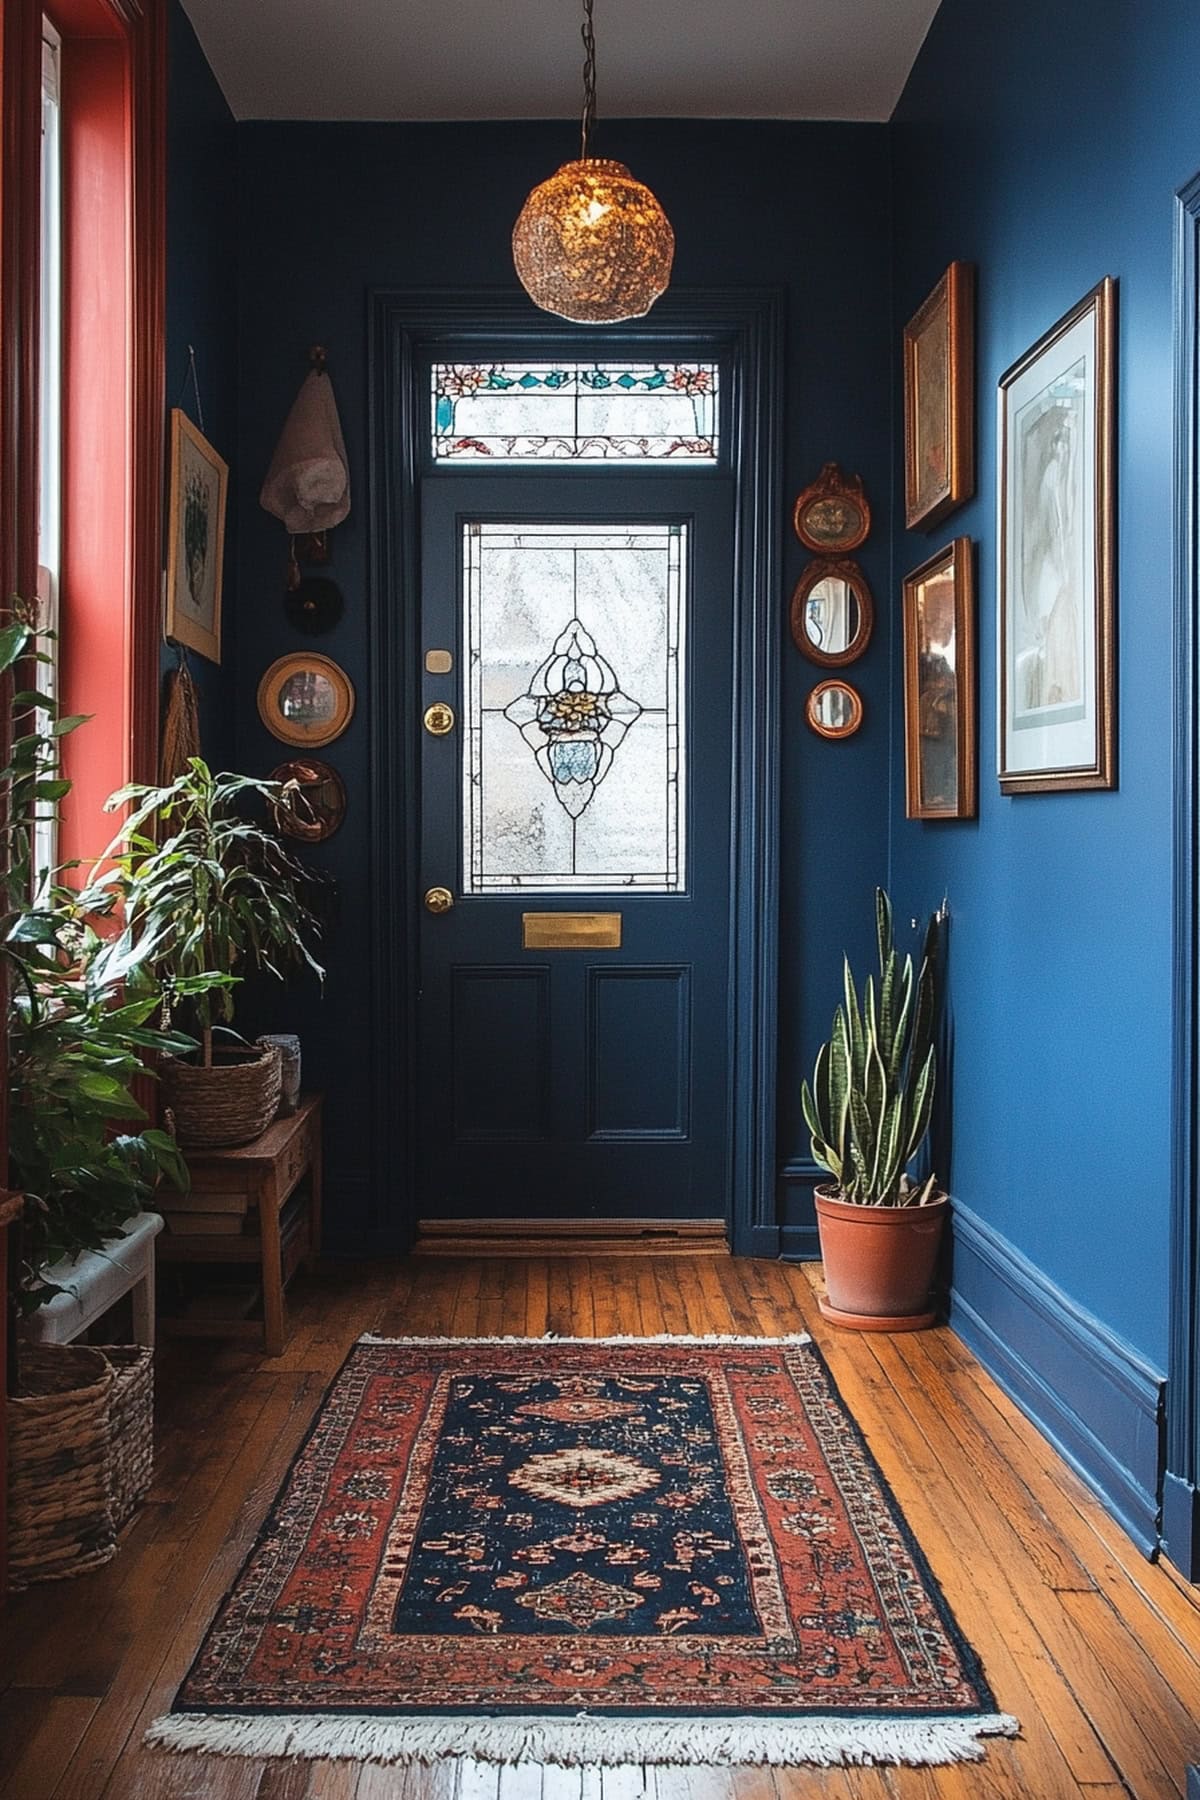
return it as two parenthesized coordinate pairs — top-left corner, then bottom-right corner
(3, 1252), (1200, 1799)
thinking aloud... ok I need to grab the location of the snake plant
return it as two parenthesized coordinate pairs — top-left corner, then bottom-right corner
(801, 889), (941, 1207)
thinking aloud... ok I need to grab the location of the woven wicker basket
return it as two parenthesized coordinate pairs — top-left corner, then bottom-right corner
(6, 1345), (116, 1590)
(159, 1040), (283, 1149)
(100, 1344), (154, 1531)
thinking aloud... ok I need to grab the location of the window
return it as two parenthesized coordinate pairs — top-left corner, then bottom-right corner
(463, 521), (687, 893)
(433, 361), (719, 463)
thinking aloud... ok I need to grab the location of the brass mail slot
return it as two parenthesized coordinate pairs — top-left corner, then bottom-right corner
(522, 911), (622, 950)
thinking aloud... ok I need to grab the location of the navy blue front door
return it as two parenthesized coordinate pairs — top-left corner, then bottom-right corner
(418, 473), (733, 1222)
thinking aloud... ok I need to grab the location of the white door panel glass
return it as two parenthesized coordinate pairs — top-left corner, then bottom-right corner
(463, 522), (686, 893)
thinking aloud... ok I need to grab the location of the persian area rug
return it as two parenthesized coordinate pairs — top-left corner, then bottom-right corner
(147, 1334), (1017, 1769)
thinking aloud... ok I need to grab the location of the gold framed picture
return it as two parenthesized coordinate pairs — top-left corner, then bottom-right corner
(998, 277), (1116, 794)
(902, 536), (976, 820)
(792, 463), (870, 554)
(903, 262), (975, 532)
(165, 408), (228, 664)
(257, 653), (356, 749)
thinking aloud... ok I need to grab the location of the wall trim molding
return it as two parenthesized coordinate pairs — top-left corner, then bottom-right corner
(949, 1200), (1164, 1556)
(367, 290), (783, 1252)
(1168, 169), (1200, 1579)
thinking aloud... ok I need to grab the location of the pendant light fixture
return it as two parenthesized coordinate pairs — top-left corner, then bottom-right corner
(512, 0), (674, 325)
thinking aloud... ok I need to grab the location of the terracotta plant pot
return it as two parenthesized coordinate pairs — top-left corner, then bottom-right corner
(814, 1183), (948, 1331)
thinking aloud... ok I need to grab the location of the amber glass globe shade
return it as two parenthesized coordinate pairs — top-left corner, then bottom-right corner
(512, 157), (675, 324)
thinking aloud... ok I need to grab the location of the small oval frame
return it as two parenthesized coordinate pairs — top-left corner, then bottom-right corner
(805, 678), (864, 740)
(792, 462), (871, 554)
(790, 558), (875, 667)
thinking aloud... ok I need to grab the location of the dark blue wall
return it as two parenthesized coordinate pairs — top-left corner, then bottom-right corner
(890, 0), (1200, 1369)
(229, 120), (895, 1250)
(166, 0), (237, 758)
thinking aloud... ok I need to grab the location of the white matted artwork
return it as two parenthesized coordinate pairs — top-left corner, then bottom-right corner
(165, 408), (228, 665)
(997, 278), (1115, 793)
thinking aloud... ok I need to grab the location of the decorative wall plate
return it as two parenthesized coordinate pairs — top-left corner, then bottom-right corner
(258, 653), (355, 748)
(269, 758), (348, 842)
(285, 576), (345, 636)
(793, 463), (871, 554)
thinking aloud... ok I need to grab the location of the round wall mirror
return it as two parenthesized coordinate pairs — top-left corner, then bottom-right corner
(257, 653), (356, 748)
(790, 558), (874, 666)
(806, 679), (864, 740)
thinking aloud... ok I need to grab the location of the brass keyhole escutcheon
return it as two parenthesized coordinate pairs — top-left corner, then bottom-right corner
(424, 702), (455, 737)
(424, 886), (454, 915)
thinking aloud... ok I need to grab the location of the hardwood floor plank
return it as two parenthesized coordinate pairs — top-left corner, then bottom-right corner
(4, 1251), (1198, 1800)
(61, 1372), (325, 1800)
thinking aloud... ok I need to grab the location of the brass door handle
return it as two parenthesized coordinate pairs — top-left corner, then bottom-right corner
(424, 886), (454, 915)
(424, 702), (455, 737)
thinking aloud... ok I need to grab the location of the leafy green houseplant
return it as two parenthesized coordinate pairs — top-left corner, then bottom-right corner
(78, 759), (324, 1148)
(0, 620), (199, 1314)
(800, 889), (947, 1330)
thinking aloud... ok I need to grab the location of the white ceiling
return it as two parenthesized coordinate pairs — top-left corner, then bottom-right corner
(180, 0), (942, 125)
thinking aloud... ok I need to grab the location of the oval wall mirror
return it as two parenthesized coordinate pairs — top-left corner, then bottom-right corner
(806, 678), (864, 740)
(790, 559), (875, 666)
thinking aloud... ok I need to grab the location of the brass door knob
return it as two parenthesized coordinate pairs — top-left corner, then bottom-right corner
(424, 886), (454, 915)
(424, 702), (455, 737)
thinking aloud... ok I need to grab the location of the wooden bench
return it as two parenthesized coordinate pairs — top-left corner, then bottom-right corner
(157, 1095), (322, 1357)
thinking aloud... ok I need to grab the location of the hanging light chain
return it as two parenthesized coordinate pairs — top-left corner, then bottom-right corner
(579, 0), (597, 161)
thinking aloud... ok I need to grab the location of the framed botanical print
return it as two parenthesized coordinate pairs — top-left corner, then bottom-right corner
(902, 537), (976, 819)
(998, 277), (1116, 794)
(903, 262), (975, 531)
(165, 409), (228, 664)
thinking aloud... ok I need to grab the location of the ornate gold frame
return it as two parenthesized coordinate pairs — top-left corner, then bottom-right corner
(792, 463), (870, 554)
(789, 558), (874, 667)
(902, 536), (977, 820)
(903, 262), (975, 532)
(804, 678), (863, 740)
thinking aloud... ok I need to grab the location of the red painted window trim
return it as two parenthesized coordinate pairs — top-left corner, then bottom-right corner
(45, 0), (164, 865)
(0, 0), (163, 1590)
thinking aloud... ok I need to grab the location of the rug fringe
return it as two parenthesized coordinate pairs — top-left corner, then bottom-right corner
(144, 1710), (1018, 1768)
(357, 1332), (814, 1347)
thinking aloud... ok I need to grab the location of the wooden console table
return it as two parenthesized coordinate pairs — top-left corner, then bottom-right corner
(158, 1095), (322, 1357)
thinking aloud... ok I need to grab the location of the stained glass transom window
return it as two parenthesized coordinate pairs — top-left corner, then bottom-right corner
(463, 522), (686, 893)
(433, 363), (718, 463)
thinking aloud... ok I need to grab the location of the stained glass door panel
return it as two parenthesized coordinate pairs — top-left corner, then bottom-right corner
(464, 522), (686, 893)
(418, 474), (733, 1223)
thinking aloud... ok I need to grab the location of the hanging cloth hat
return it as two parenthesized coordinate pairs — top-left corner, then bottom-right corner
(260, 362), (351, 534)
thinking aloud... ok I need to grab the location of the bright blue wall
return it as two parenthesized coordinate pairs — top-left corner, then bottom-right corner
(228, 120), (894, 1250)
(166, 1), (236, 757)
(890, 0), (1200, 1367)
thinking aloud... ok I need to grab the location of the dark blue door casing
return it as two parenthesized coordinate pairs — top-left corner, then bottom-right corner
(418, 475), (734, 1223)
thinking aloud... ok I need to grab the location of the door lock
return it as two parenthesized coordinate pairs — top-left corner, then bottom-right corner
(424, 886), (454, 915)
(424, 702), (455, 737)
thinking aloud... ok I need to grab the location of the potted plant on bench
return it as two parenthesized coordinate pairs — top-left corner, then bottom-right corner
(78, 759), (325, 1150)
(801, 888), (946, 1331)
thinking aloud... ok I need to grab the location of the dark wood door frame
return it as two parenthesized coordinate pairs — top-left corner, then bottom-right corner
(1167, 172), (1200, 1579)
(366, 289), (784, 1256)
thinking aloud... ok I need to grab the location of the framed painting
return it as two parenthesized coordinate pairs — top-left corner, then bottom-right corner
(165, 408), (228, 664)
(902, 536), (976, 819)
(903, 261), (975, 531)
(998, 277), (1116, 794)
